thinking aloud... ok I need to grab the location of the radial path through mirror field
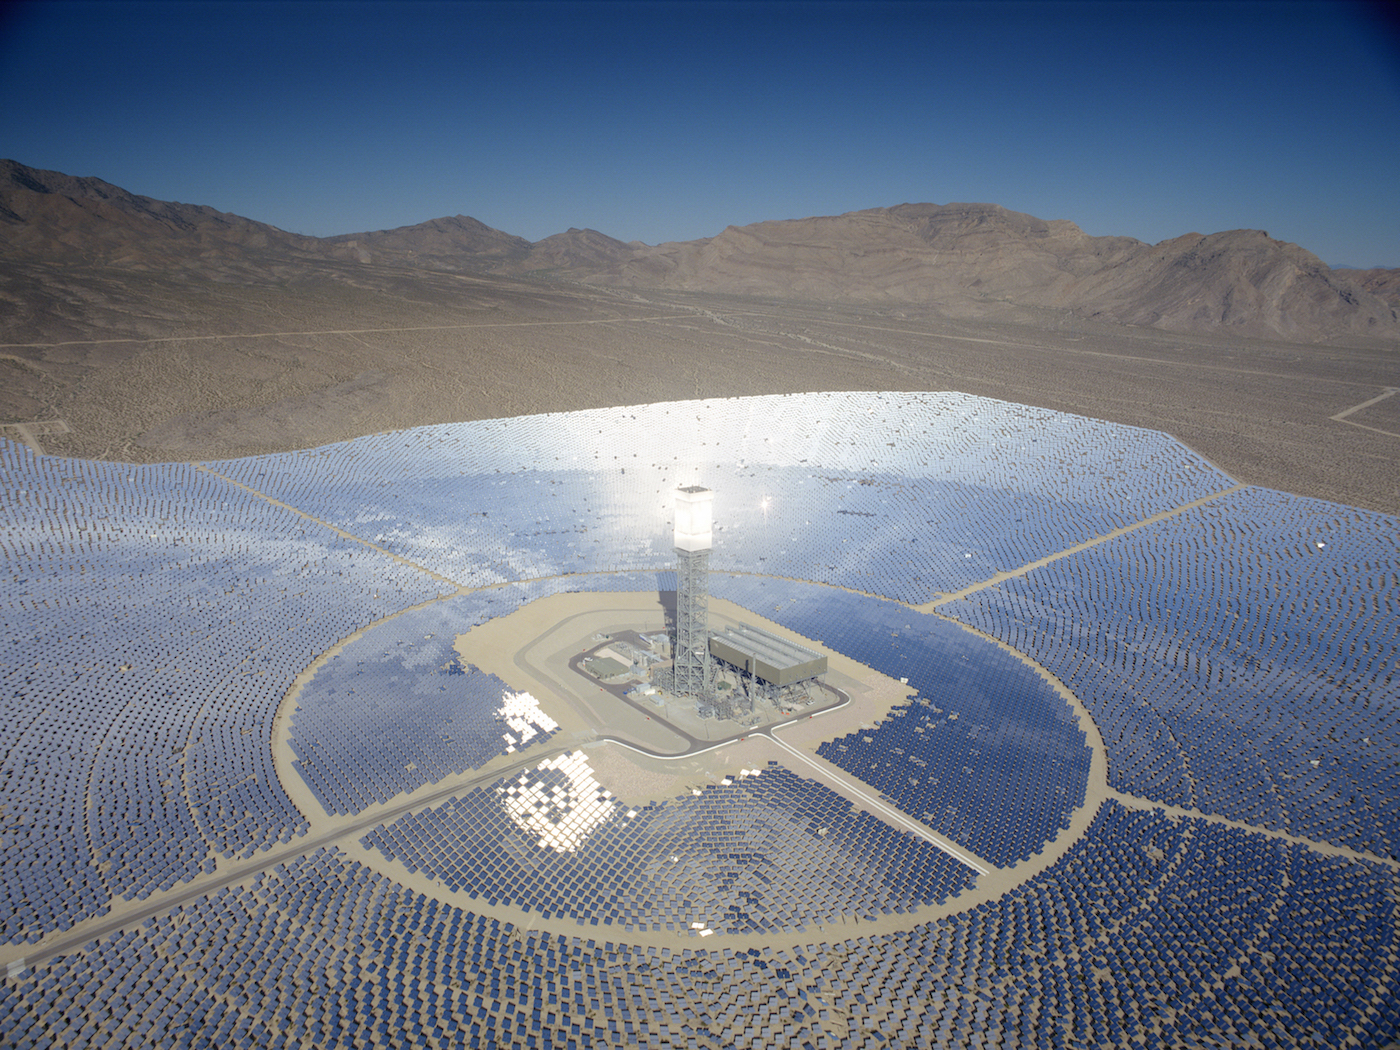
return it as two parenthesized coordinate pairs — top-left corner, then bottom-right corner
(1, 391), (1396, 1049)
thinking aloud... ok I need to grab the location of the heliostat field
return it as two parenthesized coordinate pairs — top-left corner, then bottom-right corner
(1, 391), (1396, 1050)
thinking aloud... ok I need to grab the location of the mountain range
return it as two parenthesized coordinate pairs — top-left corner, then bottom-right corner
(2, 158), (1395, 343)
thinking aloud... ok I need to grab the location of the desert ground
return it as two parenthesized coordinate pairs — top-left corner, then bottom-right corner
(0, 263), (1395, 516)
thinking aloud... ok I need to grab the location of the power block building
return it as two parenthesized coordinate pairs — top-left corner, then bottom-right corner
(709, 622), (828, 707)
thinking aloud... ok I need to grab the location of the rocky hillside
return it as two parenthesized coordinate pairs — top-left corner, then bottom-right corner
(524, 228), (636, 275)
(323, 215), (532, 270)
(1341, 267), (1400, 310)
(597, 203), (1397, 341)
(2, 159), (1393, 342)
(0, 158), (327, 280)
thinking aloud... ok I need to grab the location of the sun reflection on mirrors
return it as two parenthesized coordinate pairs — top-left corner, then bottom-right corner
(496, 690), (559, 753)
(498, 753), (617, 853)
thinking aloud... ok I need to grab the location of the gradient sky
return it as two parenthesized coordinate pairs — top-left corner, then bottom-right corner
(2, 0), (1398, 265)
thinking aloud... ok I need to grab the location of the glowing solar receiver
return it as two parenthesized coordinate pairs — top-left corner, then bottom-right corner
(673, 485), (713, 552)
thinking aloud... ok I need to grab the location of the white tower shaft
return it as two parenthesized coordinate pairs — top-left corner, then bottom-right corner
(673, 487), (713, 701)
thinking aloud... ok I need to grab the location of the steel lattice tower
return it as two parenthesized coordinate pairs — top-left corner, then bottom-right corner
(672, 486), (713, 701)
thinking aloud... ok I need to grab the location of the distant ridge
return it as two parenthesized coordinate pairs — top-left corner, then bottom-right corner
(0, 158), (325, 279)
(589, 203), (1398, 341)
(324, 215), (532, 270)
(2, 159), (1394, 342)
(525, 228), (634, 275)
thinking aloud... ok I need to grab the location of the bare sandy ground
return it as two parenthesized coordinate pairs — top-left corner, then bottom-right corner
(0, 269), (1395, 515)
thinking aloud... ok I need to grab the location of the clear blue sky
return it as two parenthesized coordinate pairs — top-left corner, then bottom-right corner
(2, 0), (1397, 265)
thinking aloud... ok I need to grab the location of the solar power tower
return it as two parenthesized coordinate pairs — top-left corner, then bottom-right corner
(673, 486), (713, 702)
